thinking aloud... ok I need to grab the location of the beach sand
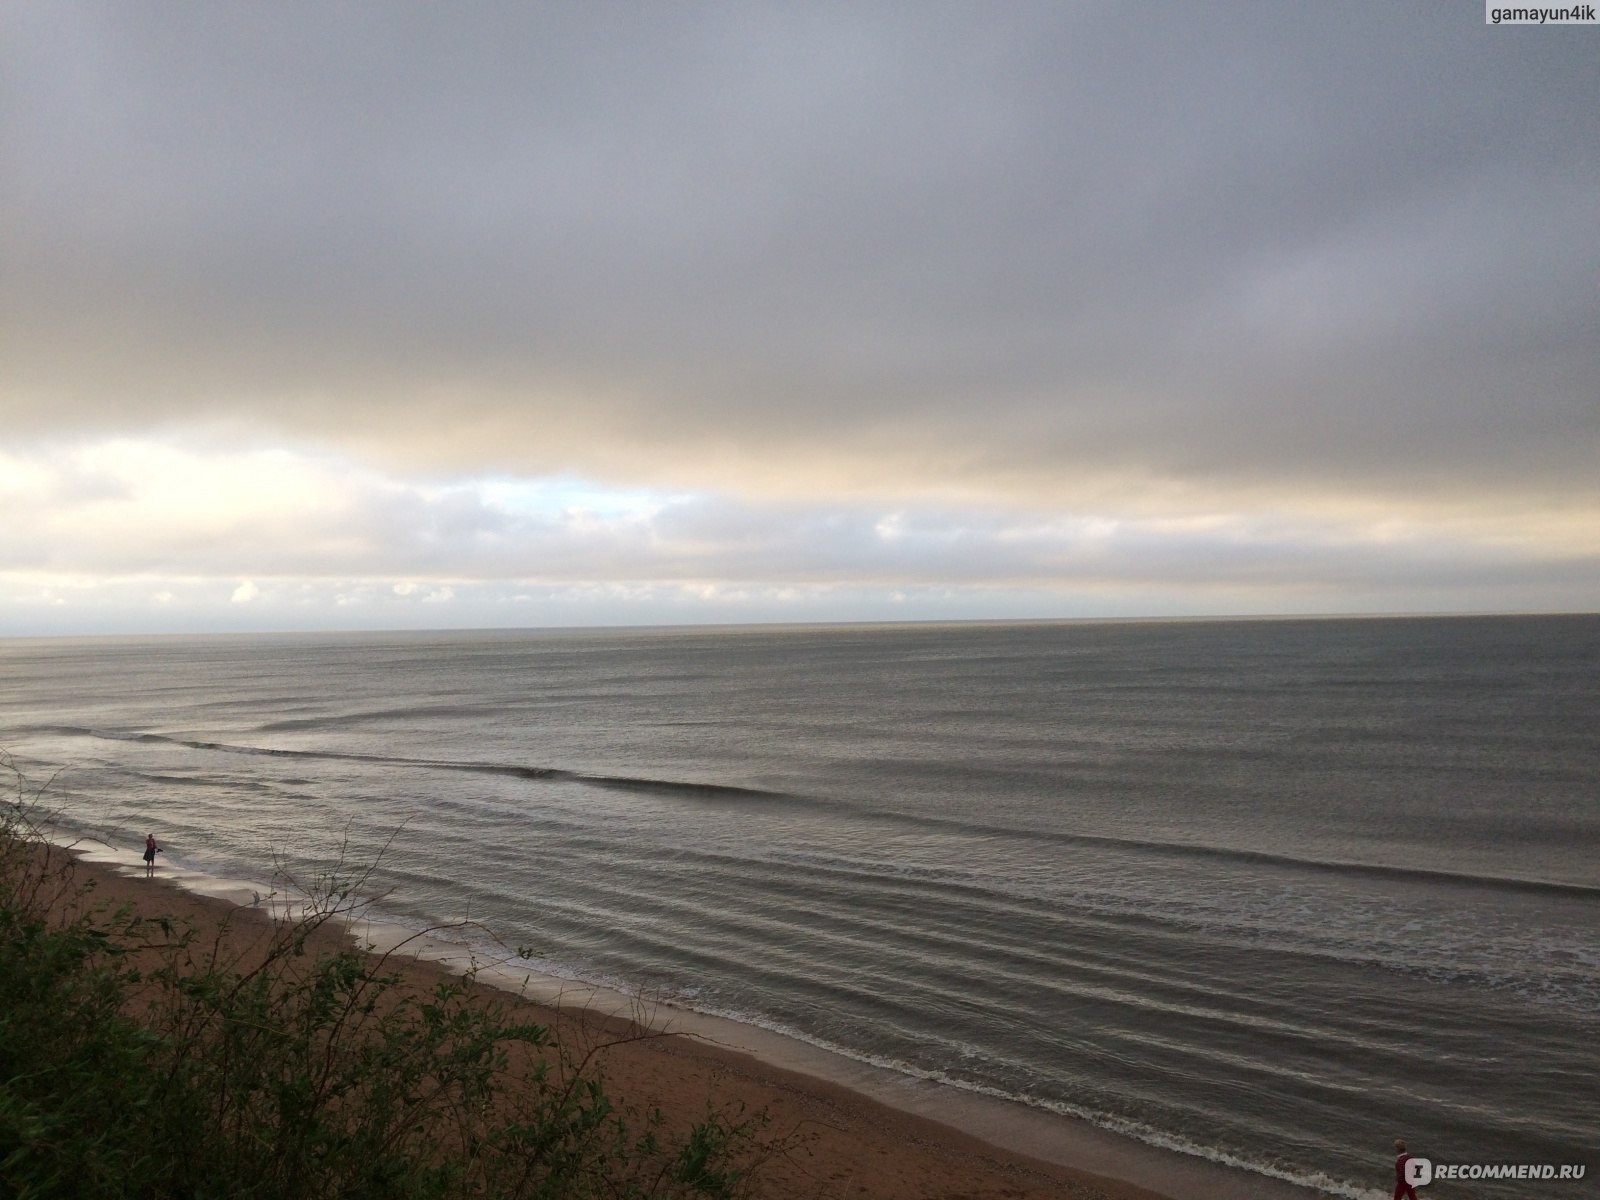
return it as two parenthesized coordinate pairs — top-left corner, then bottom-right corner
(44, 849), (1305, 1200)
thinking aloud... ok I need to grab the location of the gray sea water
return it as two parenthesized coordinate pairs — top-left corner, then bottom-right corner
(3, 615), (1597, 1198)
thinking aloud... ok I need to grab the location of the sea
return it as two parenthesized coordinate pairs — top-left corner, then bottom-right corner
(2, 615), (1596, 1199)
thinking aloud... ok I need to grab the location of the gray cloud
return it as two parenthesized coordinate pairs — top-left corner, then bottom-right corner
(3, 3), (1597, 533)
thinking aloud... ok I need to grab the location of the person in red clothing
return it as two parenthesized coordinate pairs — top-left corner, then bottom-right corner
(1394, 1139), (1419, 1200)
(143, 832), (161, 877)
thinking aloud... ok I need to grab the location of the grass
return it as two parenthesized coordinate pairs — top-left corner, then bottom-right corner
(0, 753), (774, 1199)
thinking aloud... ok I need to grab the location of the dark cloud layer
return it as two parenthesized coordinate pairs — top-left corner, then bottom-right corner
(3, 2), (1597, 514)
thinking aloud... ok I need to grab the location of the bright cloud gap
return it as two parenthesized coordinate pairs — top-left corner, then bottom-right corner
(3, 437), (1595, 635)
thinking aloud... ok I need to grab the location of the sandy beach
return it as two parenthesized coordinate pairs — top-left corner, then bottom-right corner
(42, 846), (1190, 1200)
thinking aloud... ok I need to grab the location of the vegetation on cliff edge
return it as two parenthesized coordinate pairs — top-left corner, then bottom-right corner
(0, 754), (773, 1200)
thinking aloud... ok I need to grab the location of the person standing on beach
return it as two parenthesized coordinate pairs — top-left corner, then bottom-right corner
(1394, 1139), (1419, 1200)
(143, 833), (161, 877)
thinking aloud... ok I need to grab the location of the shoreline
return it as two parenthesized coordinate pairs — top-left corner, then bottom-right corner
(58, 838), (1330, 1200)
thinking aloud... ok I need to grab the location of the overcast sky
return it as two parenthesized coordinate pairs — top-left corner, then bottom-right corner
(3, 1), (1596, 635)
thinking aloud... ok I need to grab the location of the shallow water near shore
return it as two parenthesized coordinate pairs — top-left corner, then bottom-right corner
(6, 615), (1598, 1199)
(59, 838), (1316, 1200)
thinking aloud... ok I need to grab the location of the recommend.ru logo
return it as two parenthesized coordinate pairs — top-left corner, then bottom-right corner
(1407, 1157), (1588, 1186)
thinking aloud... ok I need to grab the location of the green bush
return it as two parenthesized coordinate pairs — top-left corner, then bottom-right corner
(0, 755), (770, 1199)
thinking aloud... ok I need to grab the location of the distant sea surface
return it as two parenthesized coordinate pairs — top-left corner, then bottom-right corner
(3, 616), (1597, 1198)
